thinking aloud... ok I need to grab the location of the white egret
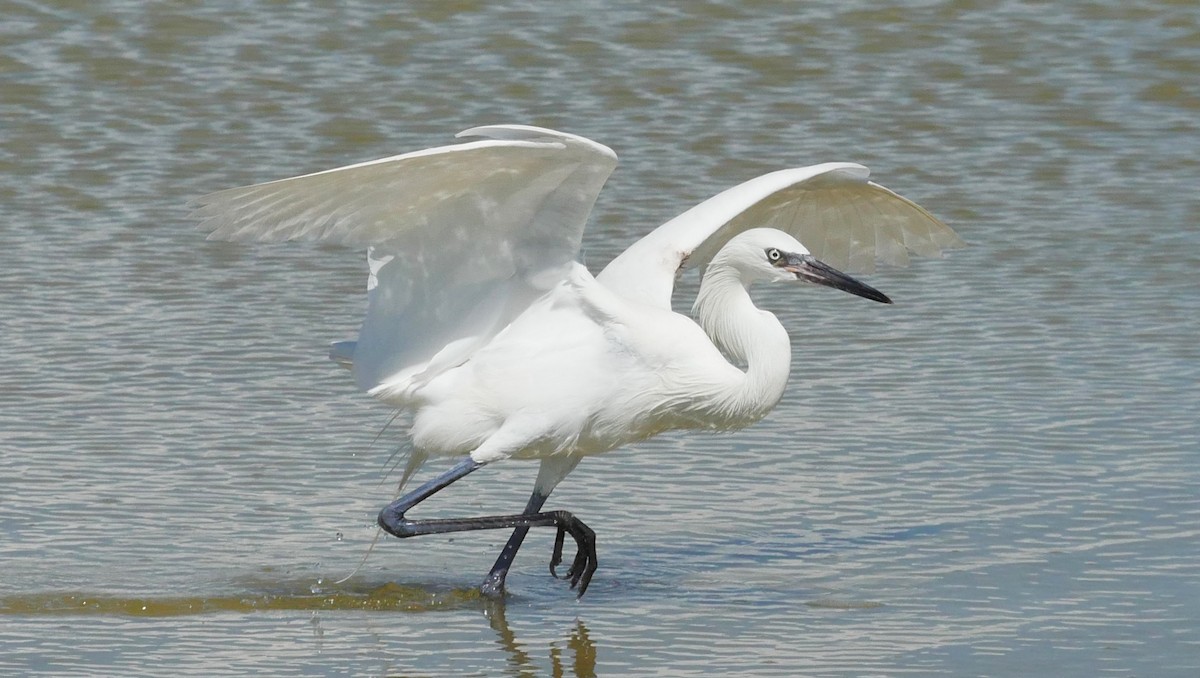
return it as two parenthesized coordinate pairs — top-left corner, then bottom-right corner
(193, 125), (962, 598)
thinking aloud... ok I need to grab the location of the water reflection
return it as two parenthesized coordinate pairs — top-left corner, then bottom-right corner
(550, 621), (597, 678)
(484, 599), (597, 678)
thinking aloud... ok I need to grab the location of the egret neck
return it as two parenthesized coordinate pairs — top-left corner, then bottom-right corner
(692, 263), (792, 426)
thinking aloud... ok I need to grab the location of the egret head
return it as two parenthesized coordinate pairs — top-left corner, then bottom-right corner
(719, 228), (891, 304)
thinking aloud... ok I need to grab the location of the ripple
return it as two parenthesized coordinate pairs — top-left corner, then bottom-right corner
(3, 0), (1199, 676)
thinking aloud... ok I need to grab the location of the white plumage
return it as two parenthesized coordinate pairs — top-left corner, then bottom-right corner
(192, 124), (962, 597)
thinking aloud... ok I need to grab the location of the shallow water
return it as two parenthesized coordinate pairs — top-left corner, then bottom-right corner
(2, 0), (1199, 676)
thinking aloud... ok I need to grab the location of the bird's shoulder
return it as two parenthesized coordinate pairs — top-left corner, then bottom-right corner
(557, 267), (730, 374)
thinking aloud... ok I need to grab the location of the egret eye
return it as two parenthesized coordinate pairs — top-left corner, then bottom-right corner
(766, 247), (782, 263)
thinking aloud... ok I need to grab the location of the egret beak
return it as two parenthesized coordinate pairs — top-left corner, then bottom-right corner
(784, 253), (892, 304)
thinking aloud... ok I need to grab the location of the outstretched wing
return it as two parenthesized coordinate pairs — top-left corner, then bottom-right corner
(193, 125), (618, 402)
(597, 163), (962, 309)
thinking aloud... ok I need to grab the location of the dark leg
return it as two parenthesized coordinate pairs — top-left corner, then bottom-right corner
(377, 457), (599, 598)
(479, 489), (549, 597)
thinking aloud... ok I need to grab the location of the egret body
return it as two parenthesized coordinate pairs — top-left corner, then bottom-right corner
(193, 125), (961, 598)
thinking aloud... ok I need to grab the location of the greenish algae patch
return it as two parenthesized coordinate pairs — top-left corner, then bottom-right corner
(0, 582), (482, 617)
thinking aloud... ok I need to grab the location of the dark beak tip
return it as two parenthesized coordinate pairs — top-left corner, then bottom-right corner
(790, 254), (893, 305)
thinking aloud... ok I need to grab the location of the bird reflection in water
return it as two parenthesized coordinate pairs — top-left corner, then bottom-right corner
(484, 598), (597, 678)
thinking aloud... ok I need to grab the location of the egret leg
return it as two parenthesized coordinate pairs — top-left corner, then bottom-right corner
(377, 459), (599, 598)
(479, 490), (549, 598)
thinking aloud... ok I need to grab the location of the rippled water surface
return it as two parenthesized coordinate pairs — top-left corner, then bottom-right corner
(3, 1), (1198, 676)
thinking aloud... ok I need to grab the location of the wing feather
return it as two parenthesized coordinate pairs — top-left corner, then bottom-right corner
(193, 125), (618, 401)
(597, 163), (962, 308)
